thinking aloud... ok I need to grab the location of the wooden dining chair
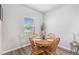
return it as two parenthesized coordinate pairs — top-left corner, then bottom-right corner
(31, 32), (36, 38)
(46, 37), (60, 55)
(29, 38), (45, 55)
(47, 33), (56, 39)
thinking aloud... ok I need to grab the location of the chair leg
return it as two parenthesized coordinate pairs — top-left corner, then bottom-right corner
(76, 48), (79, 55)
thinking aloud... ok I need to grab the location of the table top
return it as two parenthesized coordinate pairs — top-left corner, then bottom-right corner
(34, 39), (53, 47)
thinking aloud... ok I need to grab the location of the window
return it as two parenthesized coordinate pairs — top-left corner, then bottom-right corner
(24, 17), (35, 37)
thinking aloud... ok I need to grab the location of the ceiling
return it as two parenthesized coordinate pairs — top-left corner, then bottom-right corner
(24, 4), (64, 13)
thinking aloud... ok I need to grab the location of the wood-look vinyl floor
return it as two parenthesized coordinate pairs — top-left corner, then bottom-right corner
(3, 46), (73, 55)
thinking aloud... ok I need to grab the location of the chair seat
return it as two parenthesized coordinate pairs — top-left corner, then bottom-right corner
(32, 49), (45, 55)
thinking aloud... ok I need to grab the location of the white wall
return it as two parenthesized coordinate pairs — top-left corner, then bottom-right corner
(45, 5), (79, 50)
(2, 4), (43, 53)
(2, 4), (79, 54)
(0, 20), (2, 54)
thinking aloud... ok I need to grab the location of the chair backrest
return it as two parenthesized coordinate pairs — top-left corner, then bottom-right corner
(48, 37), (60, 53)
(47, 33), (56, 39)
(29, 38), (36, 49)
(54, 37), (60, 49)
(32, 32), (36, 38)
(48, 39), (55, 52)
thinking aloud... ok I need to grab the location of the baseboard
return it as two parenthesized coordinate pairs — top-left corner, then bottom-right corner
(58, 45), (71, 51)
(1, 43), (30, 55)
(58, 45), (73, 54)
